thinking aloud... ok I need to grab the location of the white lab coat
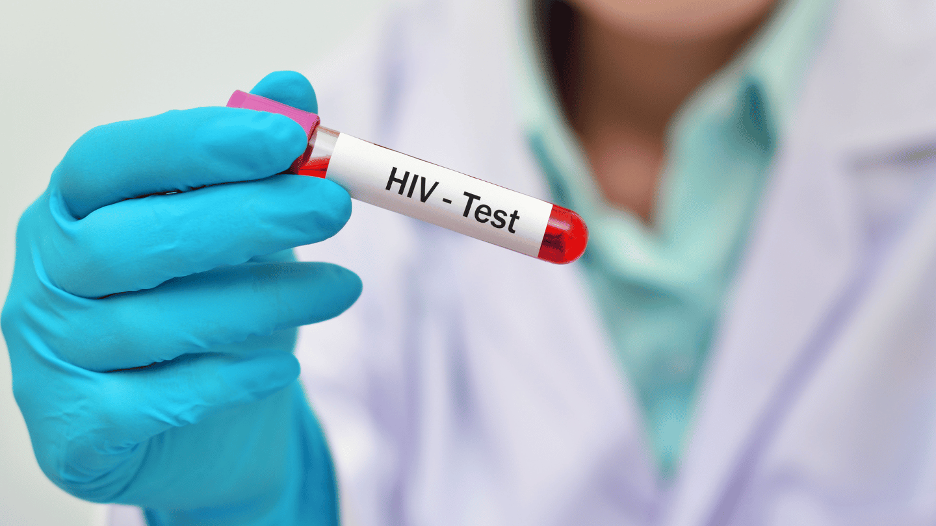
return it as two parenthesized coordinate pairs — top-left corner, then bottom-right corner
(111, 0), (936, 524)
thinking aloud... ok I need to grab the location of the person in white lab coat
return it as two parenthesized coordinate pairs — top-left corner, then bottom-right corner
(6, 0), (936, 524)
(293, 1), (936, 524)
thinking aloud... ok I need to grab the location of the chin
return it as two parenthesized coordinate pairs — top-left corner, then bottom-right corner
(567, 0), (778, 41)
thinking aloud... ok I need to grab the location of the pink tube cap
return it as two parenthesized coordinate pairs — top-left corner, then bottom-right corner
(226, 90), (320, 139)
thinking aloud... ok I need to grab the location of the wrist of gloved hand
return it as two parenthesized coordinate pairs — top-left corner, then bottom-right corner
(141, 383), (339, 526)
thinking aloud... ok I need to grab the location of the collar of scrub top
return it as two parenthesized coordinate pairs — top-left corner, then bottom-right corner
(512, 0), (836, 290)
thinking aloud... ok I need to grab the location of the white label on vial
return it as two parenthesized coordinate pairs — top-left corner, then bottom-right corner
(325, 134), (552, 257)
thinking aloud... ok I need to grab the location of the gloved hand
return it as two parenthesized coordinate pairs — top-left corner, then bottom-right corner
(1, 71), (359, 525)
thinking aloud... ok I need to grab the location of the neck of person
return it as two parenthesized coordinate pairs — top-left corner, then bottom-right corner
(550, 4), (767, 223)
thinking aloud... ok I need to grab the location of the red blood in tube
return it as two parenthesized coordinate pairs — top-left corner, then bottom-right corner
(537, 205), (588, 264)
(293, 155), (330, 178)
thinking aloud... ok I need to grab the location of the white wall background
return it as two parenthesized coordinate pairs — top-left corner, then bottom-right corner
(0, 1), (390, 524)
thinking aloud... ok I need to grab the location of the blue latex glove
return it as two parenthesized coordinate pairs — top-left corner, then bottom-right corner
(2, 71), (359, 525)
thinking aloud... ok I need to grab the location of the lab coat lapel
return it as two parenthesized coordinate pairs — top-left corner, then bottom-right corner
(662, 0), (936, 519)
(663, 141), (862, 526)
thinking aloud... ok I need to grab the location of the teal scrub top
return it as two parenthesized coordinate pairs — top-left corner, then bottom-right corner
(515, 0), (833, 479)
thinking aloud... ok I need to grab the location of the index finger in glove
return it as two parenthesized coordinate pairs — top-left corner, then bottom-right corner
(54, 107), (308, 220)
(41, 174), (350, 298)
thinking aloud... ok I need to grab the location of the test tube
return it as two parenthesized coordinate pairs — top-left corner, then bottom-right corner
(227, 91), (588, 264)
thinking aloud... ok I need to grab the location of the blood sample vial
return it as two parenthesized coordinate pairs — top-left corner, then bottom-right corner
(228, 90), (588, 264)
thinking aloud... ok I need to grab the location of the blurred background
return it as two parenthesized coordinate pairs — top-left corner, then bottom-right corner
(0, 0), (391, 523)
